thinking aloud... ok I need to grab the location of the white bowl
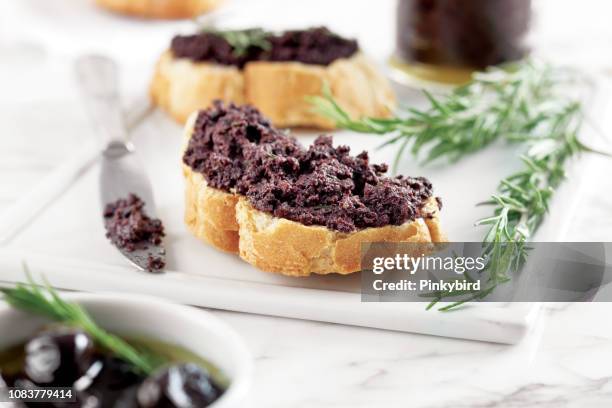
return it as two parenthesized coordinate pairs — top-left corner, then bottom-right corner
(0, 292), (253, 408)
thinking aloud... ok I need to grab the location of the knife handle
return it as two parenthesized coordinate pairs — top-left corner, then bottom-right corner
(75, 55), (128, 144)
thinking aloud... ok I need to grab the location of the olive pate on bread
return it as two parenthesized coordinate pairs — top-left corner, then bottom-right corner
(152, 27), (396, 128)
(182, 102), (445, 276)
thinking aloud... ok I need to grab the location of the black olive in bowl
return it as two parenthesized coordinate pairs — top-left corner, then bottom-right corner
(137, 363), (223, 408)
(24, 329), (96, 386)
(79, 355), (144, 406)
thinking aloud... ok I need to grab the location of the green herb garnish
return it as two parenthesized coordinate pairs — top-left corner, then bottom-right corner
(0, 269), (163, 374)
(309, 60), (608, 310)
(310, 61), (579, 170)
(203, 28), (272, 57)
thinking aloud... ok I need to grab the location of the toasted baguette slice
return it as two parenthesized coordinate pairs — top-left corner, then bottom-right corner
(95, 0), (222, 19)
(181, 110), (446, 276)
(151, 51), (395, 128)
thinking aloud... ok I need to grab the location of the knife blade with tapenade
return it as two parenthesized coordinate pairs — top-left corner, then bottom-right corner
(75, 55), (166, 273)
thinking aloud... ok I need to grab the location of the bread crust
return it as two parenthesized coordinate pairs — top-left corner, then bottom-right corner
(152, 51), (245, 124)
(95, 0), (222, 19)
(235, 197), (445, 277)
(181, 112), (239, 253)
(183, 167), (240, 253)
(151, 51), (395, 128)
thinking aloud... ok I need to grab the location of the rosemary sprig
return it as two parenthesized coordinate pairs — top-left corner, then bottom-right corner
(310, 60), (606, 310)
(0, 270), (163, 375)
(202, 28), (271, 57)
(310, 61), (578, 170)
(428, 123), (595, 310)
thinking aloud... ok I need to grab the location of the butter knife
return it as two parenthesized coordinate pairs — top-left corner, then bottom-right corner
(75, 55), (166, 273)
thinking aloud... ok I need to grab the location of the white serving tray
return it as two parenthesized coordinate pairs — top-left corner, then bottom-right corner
(0, 75), (607, 345)
(2, 0), (610, 345)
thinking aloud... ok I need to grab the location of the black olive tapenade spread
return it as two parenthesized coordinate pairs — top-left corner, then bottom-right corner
(183, 102), (437, 233)
(170, 27), (359, 68)
(103, 194), (166, 271)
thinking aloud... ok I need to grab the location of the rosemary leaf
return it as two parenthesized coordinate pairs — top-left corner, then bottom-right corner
(309, 60), (607, 310)
(309, 61), (576, 168)
(202, 28), (271, 57)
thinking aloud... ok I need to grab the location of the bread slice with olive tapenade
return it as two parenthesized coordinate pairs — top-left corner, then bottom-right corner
(183, 161), (444, 274)
(95, 0), (222, 19)
(151, 27), (395, 128)
(181, 104), (446, 276)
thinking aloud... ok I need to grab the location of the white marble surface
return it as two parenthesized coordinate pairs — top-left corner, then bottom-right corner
(1, 1), (612, 407)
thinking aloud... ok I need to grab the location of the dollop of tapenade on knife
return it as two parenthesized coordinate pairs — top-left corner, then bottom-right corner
(103, 194), (166, 271)
(183, 102), (437, 233)
(170, 26), (359, 68)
